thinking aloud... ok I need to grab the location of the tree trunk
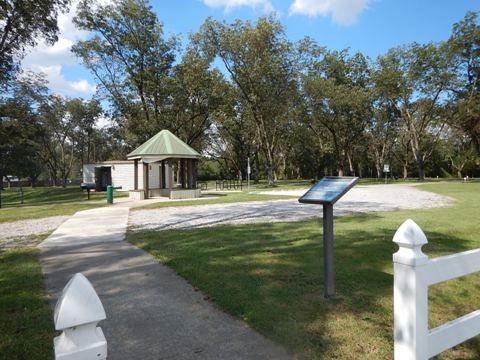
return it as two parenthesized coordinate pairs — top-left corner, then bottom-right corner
(347, 153), (355, 176)
(403, 163), (408, 179)
(417, 158), (425, 180)
(265, 150), (275, 186)
(375, 163), (382, 179)
(266, 164), (274, 186)
(457, 169), (463, 179)
(253, 153), (260, 184)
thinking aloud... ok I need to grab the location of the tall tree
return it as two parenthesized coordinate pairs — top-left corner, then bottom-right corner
(194, 16), (299, 185)
(447, 11), (480, 155)
(65, 98), (103, 166)
(0, 72), (47, 186)
(303, 50), (372, 176)
(36, 95), (77, 186)
(369, 58), (402, 178)
(73, 0), (177, 146)
(377, 45), (453, 179)
(0, 0), (69, 84)
(167, 48), (229, 151)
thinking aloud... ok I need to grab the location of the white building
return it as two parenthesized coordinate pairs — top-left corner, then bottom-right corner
(82, 160), (172, 192)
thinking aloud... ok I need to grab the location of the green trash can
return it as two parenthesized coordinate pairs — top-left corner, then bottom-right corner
(106, 185), (113, 204)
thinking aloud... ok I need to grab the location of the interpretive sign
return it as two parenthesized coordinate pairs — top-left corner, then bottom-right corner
(299, 176), (359, 298)
(299, 176), (359, 205)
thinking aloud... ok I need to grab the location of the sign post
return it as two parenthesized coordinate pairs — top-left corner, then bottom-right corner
(247, 157), (251, 191)
(383, 164), (390, 184)
(299, 176), (359, 298)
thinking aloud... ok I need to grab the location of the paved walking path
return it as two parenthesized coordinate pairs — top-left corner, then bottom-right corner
(39, 207), (291, 360)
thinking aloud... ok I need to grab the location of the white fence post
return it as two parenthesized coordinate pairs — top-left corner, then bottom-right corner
(393, 219), (429, 360)
(53, 273), (107, 360)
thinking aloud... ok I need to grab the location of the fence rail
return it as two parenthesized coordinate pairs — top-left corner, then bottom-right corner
(215, 179), (244, 191)
(393, 219), (480, 359)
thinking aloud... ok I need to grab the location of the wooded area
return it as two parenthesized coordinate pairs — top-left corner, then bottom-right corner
(1, 0), (479, 186)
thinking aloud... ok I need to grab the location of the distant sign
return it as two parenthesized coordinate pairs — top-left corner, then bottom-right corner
(299, 176), (359, 205)
(383, 164), (390, 173)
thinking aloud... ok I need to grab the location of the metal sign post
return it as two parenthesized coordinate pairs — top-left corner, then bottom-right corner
(247, 157), (251, 191)
(299, 176), (359, 298)
(384, 164), (390, 184)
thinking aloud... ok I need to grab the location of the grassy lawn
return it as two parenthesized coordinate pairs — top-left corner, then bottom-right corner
(128, 183), (480, 359)
(0, 186), (127, 223)
(135, 191), (296, 210)
(0, 245), (53, 359)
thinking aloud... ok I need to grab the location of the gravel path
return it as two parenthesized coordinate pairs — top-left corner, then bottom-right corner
(130, 185), (453, 232)
(0, 216), (69, 243)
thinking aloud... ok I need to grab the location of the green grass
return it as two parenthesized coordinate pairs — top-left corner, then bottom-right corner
(0, 186), (127, 223)
(202, 177), (479, 191)
(128, 183), (480, 359)
(0, 246), (54, 359)
(135, 191), (296, 210)
(0, 186), (126, 207)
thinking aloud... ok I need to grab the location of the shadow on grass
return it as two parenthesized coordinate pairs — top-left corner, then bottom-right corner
(0, 248), (54, 359)
(128, 209), (478, 359)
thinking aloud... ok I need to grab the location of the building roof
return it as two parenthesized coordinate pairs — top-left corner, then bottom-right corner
(127, 130), (201, 160)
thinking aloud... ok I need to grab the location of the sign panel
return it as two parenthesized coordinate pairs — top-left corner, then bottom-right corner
(383, 164), (390, 173)
(298, 176), (359, 205)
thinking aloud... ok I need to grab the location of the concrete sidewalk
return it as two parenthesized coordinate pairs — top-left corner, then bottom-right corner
(39, 207), (291, 360)
(40, 207), (129, 248)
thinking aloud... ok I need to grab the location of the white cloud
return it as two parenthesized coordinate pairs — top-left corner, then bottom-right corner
(32, 65), (96, 94)
(289, 0), (370, 25)
(21, 0), (96, 96)
(202, 0), (274, 13)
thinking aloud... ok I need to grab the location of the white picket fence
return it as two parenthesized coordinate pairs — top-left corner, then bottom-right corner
(393, 219), (480, 359)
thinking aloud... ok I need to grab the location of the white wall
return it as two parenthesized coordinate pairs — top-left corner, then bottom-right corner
(83, 164), (96, 183)
(82, 162), (172, 191)
(111, 163), (139, 191)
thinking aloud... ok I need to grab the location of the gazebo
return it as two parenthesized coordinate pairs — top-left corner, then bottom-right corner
(127, 130), (202, 200)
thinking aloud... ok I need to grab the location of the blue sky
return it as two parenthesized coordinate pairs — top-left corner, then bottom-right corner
(21, 0), (480, 99)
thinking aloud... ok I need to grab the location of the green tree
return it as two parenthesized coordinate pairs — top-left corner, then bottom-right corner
(73, 0), (177, 145)
(0, 0), (69, 84)
(167, 48), (229, 151)
(303, 50), (372, 176)
(194, 16), (299, 185)
(65, 98), (103, 166)
(369, 58), (402, 178)
(0, 72), (47, 186)
(36, 95), (78, 186)
(447, 11), (480, 156)
(377, 45), (452, 179)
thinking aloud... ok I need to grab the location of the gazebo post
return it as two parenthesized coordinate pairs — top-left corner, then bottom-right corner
(193, 159), (198, 189)
(187, 159), (193, 189)
(161, 160), (166, 189)
(180, 159), (186, 189)
(143, 162), (149, 199)
(169, 160), (173, 197)
(134, 159), (138, 190)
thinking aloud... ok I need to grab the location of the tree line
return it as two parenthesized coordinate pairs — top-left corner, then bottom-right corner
(1, 0), (479, 186)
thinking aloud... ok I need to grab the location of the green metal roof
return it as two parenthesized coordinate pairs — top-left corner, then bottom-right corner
(127, 130), (201, 159)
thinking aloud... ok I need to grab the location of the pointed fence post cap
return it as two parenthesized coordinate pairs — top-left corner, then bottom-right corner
(54, 273), (106, 331)
(393, 219), (428, 266)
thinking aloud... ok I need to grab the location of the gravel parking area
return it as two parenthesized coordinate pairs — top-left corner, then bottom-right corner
(129, 184), (453, 232)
